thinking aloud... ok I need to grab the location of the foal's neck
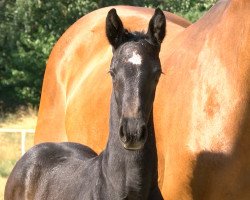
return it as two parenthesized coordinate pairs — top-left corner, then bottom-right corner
(102, 92), (158, 198)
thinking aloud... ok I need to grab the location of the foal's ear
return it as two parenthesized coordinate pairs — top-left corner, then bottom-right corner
(147, 8), (166, 46)
(106, 8), (125, 49)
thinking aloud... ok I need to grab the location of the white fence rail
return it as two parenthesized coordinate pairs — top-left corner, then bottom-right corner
(0, 128), (35, 156)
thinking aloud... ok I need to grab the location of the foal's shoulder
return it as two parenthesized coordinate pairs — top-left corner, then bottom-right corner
(24, 142), (97, 165)
(60, 142), (98, 159)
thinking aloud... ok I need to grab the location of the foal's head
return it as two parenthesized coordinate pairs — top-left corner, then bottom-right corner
(106, 8), (166, 150)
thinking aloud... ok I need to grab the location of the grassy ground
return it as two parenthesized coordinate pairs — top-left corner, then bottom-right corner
(0, 108), (37, 200)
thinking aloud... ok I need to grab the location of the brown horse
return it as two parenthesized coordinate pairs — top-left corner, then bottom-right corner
(35, 1), (250, 199)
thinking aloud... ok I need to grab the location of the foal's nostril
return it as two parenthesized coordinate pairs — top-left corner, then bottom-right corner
(119, 120), (148, 150)
(119, 125), (127, 143)
(139, 125), (147, 141)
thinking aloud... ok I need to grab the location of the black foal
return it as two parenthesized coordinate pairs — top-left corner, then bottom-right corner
(5, 8), (166, 200)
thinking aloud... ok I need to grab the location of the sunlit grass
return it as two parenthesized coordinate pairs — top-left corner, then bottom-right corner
(0, 107), (37, 129)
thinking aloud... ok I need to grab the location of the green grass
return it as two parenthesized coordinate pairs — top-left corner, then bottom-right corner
(0, 108), (37, 200)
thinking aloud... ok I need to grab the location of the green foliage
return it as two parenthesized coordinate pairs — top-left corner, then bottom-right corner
(97, 0), (163, 7)
(0, 0), (216, 111)
(0, 0), (98, 111)
(164, 0), (217, 22)
(0, 160), (16, 177)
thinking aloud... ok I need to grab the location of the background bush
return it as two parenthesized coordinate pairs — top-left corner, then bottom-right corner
(0, 0), (216, 111)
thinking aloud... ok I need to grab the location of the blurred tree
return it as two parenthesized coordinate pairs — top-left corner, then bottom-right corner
(97, 0), (164, 7)
(162, 0), (217, 22)
(0, 0), (97, 111)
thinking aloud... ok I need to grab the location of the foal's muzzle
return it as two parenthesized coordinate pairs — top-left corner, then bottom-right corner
(119, 118), (148, 150)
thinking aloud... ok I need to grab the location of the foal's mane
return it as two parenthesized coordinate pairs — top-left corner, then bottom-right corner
(123, 29), (148, 43)
(123, 29), (160, 48)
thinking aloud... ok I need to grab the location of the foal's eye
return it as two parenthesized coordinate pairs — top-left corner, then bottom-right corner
(109, 70), (115, 78)
(154, 69), (162, 83)
(155, 74), (160, 83)
(154, 68), (162, 75)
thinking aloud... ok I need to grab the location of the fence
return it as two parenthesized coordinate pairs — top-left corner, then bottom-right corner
(0, 128), (35, 156)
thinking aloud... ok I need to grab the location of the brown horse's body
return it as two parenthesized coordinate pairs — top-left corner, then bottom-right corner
(35, 1), (250, 199)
